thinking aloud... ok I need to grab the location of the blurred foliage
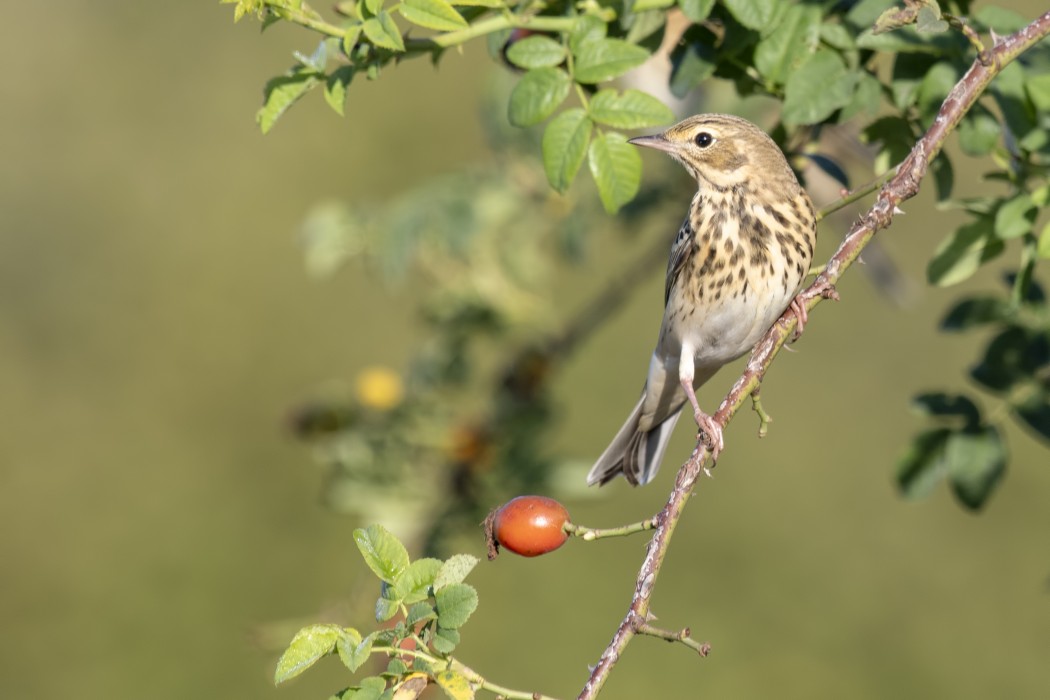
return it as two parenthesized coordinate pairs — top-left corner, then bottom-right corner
(226, 0), (1050, 541)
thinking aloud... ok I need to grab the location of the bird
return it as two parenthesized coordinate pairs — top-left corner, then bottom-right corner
(587, 114), (817, 487)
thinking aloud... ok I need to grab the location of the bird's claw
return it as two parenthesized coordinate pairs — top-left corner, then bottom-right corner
(694, 410), (724, 463)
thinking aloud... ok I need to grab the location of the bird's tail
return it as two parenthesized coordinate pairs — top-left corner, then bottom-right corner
(586, 392), (683, 486)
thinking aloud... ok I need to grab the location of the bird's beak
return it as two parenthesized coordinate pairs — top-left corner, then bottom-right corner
(628, 134), (675, 154)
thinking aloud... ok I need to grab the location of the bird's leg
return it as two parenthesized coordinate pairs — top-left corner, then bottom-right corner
(678, 350), (724, 461)
(789, 275), (840, 339)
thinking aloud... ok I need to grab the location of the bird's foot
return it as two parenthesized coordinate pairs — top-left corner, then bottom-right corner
(694, 409), (724, 463)
(789, 277), (839, 340)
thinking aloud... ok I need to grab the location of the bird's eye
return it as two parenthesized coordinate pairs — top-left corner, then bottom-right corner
(694, 132), (714, 148)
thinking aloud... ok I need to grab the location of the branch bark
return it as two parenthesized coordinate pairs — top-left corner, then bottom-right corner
(577, 11), (1050, 700)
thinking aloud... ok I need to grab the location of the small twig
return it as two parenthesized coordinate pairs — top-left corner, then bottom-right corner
(750, 388), (772, 438)
(816, 169), (894, 222)
(576, 11), (1050, 700)
(564, 517), (659, 541)
(637, 623), (711, 657)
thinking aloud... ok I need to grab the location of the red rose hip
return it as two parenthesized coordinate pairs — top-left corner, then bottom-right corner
(487, 496), (570, 558)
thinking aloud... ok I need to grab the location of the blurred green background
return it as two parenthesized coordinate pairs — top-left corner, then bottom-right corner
(2, 3), (1048, 699)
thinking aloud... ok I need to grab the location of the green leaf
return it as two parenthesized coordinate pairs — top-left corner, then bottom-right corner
(930, 153), (953, 201)
(507, 68), (571, 127)
(256, 67), (322, 134)
(569, 15), (607, 55)
(678, 0), (715, 23)
(1013, 389), (1050, 442)
(342, 24), (363, 55)
(669, 30), (717, 98)
(896, 428), (950, 501)
(916, 61), (957, 122)
(434, 670), (475, 700)
(588, 131), (642, 214)
(957, 105), (1000, 156)
(393, 557), (443, 603)
(351, 676), (388, 700)
(431, 625), (461, 654)
(946, 426), (1005, 511)
(434, 583), (478, 630)
(364, 0), (383, 16)
(861, 115), (913, 173)
(337, 629), (372, 673)
(891, 53), (938, 110)
(940, 297), (1013, 331)
(573, 38), (649, 84)
(543, 110), (593, 193)
(839, 72), (882, 122)
(1039, 222), (1050, 260)
(398, 0), (467, 32)
(819, 21), (854, 50)
(973, 5), (1028, 34)
(375, 585), (401, 622)
(354, 524), (410, 584)
(1025, 73), (1050, 113)
(993, 193), (1037, 239)
(926, 217), (1003, 287)
(274, 624), (342, 684)
(782, 49), (855, 126)
(324, 66), (355, 116)
(915, 5), (948, 34)
(910, 392), (980, 426)
(505, 35), (566, 69)
(971, 326), (1050, 393)
(405, 601), (437, 626)
(451, 0), (503, 5)
(722, 0), (780, 31)
(588, 89), (674, 129)
(753, 4), (821, 85)
(434, 554), (479, 590)
(362, 12), (405, 51)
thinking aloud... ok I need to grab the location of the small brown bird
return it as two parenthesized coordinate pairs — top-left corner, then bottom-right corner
(587, 114), (817, 486)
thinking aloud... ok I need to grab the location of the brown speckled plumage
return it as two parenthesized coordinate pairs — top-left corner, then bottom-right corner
(588, 114), (817, 487)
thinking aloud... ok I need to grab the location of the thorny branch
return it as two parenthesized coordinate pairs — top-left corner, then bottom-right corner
(577, 11), (1050, 700)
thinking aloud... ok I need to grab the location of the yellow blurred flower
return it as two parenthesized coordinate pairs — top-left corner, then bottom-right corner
(355, 367), (404, 411)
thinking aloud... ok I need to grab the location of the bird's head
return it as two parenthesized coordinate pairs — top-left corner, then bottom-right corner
(629, 114), (796, 191)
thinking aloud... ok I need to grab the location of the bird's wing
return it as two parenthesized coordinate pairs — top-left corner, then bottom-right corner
(664, 215), (693, 305)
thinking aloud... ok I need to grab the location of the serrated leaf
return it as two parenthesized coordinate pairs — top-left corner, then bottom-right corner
(940, 297), (1013, 331)
(505, 35), (566, 69)
(588, 89), (675, 129)
(405, 601), (437, 626)
(274, 624), (342, 684)
(353, 676), (389, 700)
(946, 426), (1005, 511)
(507, 68), (571, 127)
(431, 625), (461, 654)
(896, 428), (950, 500)
(434, 554), (479, 590)
(753, 4), (821, 85)
(993, 193), (1036, 239)
(398, 0), (467, 32)
(722, 0), (780, 31)
(678, 0), (715, 23)
(819, 21), (854, 50)
(434, 670), (475, 700)
(926, 217), (1003, 287)
(589, 131), (642, 214)
(782, 49), (855, 126)
(569, 15), (607, 55)
(343, 24), (363, 55)
(916, 61), (957, 122)
(354, 524), (410, 584)
(362, 12), (405, 51)
(394, 558), (443, 603)
(256, 67), (321, 134)
(324, 66), (355, 116)
(573, 38), (649, 84)
(434, 583), (478, 629)
(336, 629), (371, 673)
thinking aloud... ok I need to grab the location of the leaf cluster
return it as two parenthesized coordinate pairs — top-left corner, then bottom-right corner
(275, 524), (483, 699)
